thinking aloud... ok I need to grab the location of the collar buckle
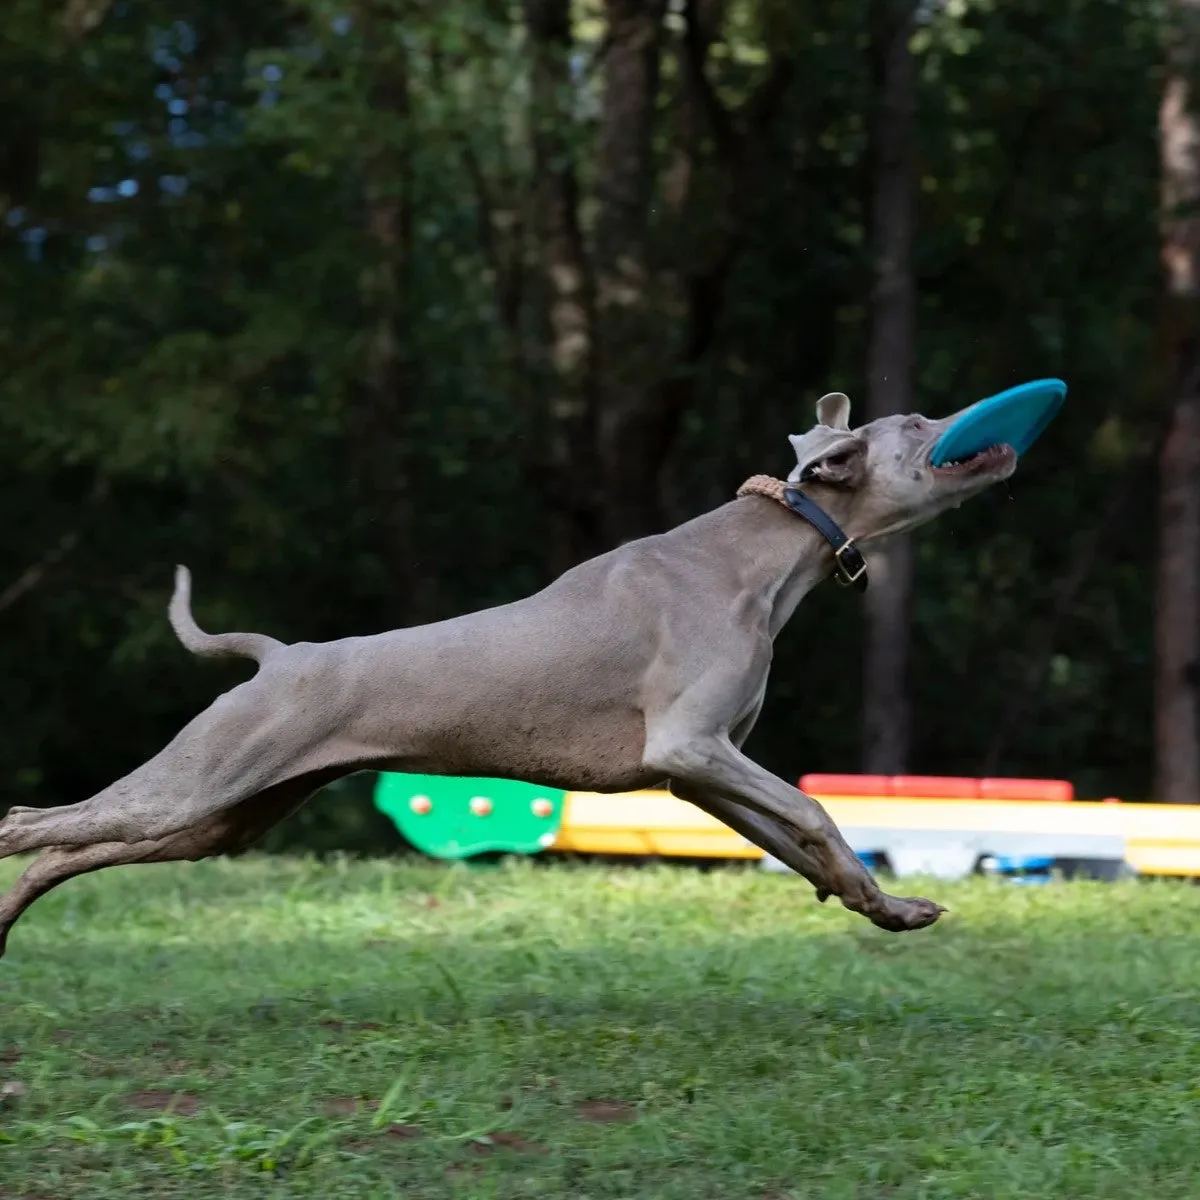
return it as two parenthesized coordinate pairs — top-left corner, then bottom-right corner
(737, 477), (870, 594)
(833, 540), (866, 588)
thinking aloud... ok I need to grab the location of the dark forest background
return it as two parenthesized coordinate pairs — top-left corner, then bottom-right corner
(3, 0), (1199, 851)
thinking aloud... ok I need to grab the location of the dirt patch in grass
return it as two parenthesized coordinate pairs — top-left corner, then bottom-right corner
(317, 1018), (384, 1032)
(321, 1095), (377, 1117)
(576, 1099), (636, 1123)
(346, 1123), (425, 1151)
(382, 1122), (424, 1140)
(123, 1089), (202, 1115)
(467, 1131), (549, 1156)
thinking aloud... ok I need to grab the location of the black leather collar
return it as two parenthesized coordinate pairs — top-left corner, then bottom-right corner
(782, 487), (868, 592)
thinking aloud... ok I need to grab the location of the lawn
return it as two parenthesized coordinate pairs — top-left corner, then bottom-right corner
(1, 856), (1199, 1199)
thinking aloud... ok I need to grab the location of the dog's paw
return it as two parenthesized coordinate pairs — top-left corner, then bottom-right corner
(869, 895), (946, 933)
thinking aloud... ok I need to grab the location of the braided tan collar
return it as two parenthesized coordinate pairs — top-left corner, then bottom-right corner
(736, 474), (791, 505)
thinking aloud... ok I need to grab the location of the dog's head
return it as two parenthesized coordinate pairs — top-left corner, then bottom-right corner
(786, 391), (1017, 544)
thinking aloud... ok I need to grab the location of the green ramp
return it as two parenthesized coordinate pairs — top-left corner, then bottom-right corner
(373, 771), (566, 859)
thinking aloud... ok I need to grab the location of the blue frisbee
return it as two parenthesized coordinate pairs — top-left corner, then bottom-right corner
(930, 378), (1067, 467)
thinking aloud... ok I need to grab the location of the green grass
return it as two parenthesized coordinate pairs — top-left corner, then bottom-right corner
(1, 856), (1199, 1199)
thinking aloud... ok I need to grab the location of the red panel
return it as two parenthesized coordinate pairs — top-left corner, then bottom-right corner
(800, 774), (1076, 801)
(798, 774), (894, 796)
(889, 776), (981, 798)
(978, 777), (1074, 802)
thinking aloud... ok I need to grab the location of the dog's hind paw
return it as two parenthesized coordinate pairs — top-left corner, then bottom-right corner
(0, 807), (45, 859)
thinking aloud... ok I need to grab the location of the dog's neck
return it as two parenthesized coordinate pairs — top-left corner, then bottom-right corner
(682, 494), (845, 637)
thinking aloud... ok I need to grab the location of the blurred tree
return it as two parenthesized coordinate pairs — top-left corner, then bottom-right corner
(524, 0), (602, 568)
(861, 0), (917, 773)
(1157, 0), (1200, 803)
(521, 0), (801, 549)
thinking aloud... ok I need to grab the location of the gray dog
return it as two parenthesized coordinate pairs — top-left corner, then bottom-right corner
(0, 392), (1016, 956)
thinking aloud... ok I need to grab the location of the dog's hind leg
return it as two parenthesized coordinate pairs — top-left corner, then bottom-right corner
(0, 800), (95, 860)
(0, 715), (264, 855)
(0, 839), (192, 960)
(0, 771), (332, 959)
(0, 667), (360, 857)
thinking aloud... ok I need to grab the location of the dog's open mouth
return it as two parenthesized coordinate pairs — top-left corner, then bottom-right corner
(931, 443), (1015, 476)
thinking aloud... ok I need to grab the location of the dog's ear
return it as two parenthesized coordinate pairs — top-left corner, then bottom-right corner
(816, 392), (851, 431)
(787, 428), (864, 488)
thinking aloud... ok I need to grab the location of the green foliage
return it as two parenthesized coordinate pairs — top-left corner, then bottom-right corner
(0, 0), (1170, 838)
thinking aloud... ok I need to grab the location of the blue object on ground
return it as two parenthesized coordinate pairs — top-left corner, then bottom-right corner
(981, 854), (1055, 886)
(989, 855), (1054, 872)
(930, 378), (1067, 467)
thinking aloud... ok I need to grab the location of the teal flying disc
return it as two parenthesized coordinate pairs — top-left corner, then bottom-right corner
(930, 378), (1067, 467)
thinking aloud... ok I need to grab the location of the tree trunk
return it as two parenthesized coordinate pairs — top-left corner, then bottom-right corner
(524, 0), (603, 571)
(861, 0), (917, 774)
(1154, 386), (1200, 803)
(594, 0), (669, 545)
(525, 0), (794, 557)
(1156, 6), (1200, 804)
(347, 8), (423, 614)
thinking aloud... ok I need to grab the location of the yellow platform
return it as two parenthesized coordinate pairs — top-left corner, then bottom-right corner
(549, 789), (1200, 877)
(551, 789), (762, 858)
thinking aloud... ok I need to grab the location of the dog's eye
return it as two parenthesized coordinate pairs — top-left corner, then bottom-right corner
(903, 416), (925, 432)
(825, 451), (852, 466)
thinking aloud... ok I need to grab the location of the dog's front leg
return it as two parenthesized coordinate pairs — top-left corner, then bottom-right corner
(670, 781), (834, 892)
(651, 734), (943, 932)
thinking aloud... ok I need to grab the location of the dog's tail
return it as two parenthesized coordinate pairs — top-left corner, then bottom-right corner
(169, 565), (285, 665)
